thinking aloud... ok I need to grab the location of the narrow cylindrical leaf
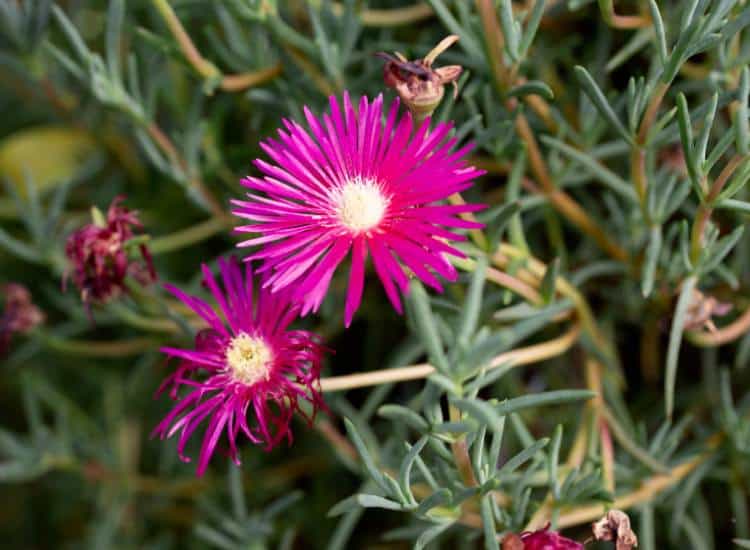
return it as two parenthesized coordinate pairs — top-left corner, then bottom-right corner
(716, 199), (750, 215)
(642, 225), (662, 297)
(696, 93), (719, 166)
(540, 257), (560, 303)
(574, 66), (634, 144)
(736, 67), (750, 154)
(378, 405), (430, 432)
(480, 493), (499, 550)
(407, 280), (450, 372)
(549, 425), (563, 499)
(498, 0), (519, 61)
(647, 0), (668, 64)
(701, 226), (744, 275)
(399, 437), (428, 506)
(457, 256), (488, 345)
(495, 390), (596, 416)
(541, 136), (637, 201)
(676, 93), (701, 188)
(519, 0), (546, 57)
(665, 276), (698, 418)
(105, 0), (125, 84)
(495, 438), (548, 477)
(506, 81), (554, 101)
(343, 418), (387, 491)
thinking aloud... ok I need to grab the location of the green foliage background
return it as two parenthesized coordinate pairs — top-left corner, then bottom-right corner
(2, 0), (750, 548)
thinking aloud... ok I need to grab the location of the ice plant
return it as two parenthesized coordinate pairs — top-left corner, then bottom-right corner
(152, 257), (327, 476)
(232, 92), (485, 326)
(64, 196), (156, 307)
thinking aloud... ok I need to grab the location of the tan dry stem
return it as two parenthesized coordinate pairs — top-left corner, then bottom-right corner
(319, 324), (580, 392)
(152, 0), (281, 93)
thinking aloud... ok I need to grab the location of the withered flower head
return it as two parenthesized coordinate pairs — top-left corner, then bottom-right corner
(64, 196), (156, 307)
(378, 34), (463, 121)
(684, 287), (733, 333)
(0, 283), (44, 356)
(592, 510), (638, 550)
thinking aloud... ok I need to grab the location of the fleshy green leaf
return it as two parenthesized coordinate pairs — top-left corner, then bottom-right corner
(575, 66), (633, 144)
(665, 276), (697, 418)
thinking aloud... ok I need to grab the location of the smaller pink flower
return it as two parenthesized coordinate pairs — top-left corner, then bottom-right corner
(152, 257), (328, 476)
(64, 196), (155, 307)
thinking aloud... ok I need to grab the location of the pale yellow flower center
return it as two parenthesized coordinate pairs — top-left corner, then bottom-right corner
(334, 178), (387, 232)
(225, 333), (272, 385)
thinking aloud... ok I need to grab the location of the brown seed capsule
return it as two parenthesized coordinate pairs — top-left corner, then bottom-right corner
(684, 288), (733, 333)
(592, 510), (638, 550)
(378, 35), (463, 123)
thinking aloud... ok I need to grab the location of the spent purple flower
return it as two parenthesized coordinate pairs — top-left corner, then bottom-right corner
(152, 257), (327, 476)
(64, 196), (155, 307)
(0, 283), (44, 357)
(232, 92), (485, 326)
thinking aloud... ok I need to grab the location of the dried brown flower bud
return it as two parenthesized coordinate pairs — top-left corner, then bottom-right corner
(684, 288), (733, 332)
(592, 510), (638, 550)
(0, 283), (44, 356)
(378, 35), (463, 122)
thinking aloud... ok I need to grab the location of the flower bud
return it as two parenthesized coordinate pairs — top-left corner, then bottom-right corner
(379, 35), (463, 122)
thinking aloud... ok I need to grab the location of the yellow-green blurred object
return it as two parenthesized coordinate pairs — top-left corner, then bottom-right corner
(0, 126), (99, 196)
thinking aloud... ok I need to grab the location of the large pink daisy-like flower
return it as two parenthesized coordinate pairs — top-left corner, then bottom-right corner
(232, 92), (485, 326)
(152, 257), (327, 476)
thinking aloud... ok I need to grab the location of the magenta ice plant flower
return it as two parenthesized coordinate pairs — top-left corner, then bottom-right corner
(232, 92), (485, 326)
(152, 257), (327, 476)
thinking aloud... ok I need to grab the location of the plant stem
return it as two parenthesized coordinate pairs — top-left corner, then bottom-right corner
(42, 335), (161, 357)
(631, 82), (669, 219)
(145, 122), (225, 216)
(475, 0), (628, 263)
(107, 302), (180, 333)
(522, 430), (723, 531)
(152, 0), (219, 79)
(448, 193), (488, 250)
(452, 255), (543, 305)
(331, 2), (434, 26)
(494, 243), (616, 364)
(687, 305), (750, 346)
(319, 324), (580, 392)
(150, 216), (233, 254)
(450, 404), (479, 486)
(690, 154), (747, 262)
(598, 0), (651, 29)
(151, 0), (281, 93)
(220, 65), (283, 92)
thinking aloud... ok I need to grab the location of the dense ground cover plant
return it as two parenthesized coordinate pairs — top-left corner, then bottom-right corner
(2, 0), (750, 548)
